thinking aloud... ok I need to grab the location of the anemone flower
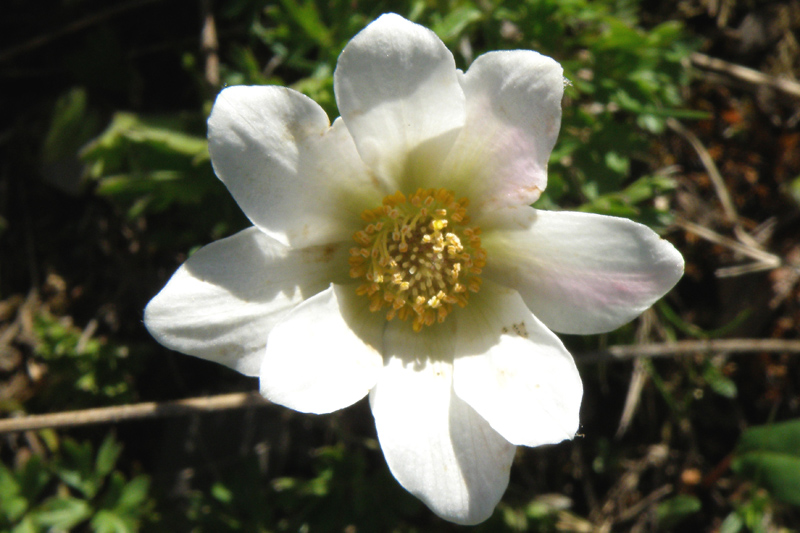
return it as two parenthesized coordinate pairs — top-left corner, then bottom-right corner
(145, 13), (684, 525)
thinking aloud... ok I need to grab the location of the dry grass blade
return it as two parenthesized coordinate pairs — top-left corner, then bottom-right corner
(691, 52), (800, 101)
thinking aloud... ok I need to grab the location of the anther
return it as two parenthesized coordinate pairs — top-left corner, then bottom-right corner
(350, 188), (485, 331)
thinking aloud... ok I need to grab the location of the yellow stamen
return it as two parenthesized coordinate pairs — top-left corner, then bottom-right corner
(350, 188), (485, 330)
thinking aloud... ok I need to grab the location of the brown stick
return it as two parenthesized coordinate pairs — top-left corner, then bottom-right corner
(200, 0), (219, 88)
(579, 338), (800, 364)
(691, 52), (800, 101)
(3, 338), (800, 434)
(0, 392), (268, 434)
(0, 0), (161, 63)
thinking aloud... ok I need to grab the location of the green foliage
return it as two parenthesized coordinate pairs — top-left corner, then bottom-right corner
(177, 442), (424, 532)
(20, 0), (716, 531)
(577, 173), (677, 229)
(476, 0), (701, 220)
(656, 494), (702, 529)
(41, 88), (102, 169)
(732, 419), (800, 507)
(163, 440), (578, 532)
(719, 490), (777, 533)
(81, 112), (216, 220)
(32, 311), (135, 407)
(68, 0), (698, 236)
(0, 435), (155, 533)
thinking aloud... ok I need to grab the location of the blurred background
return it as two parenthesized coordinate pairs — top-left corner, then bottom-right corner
(2, 0), (800, 531)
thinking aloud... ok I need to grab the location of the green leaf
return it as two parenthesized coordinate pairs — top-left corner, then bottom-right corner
(733, 452), (800, 506)
(81, 112), (208, 165)
(2, 494), (29, 524)
(211, 482), (233, 504)
(115, 476), (151, 512)
(90, 509), (132, 533)
(733, 419), (800, 506)
(703, 362), (737, 399)
(10, 516), (38, 533)
(719, 511), (744, 533)
(18, 455), (50, 501)
(432, 5), (482, 44)
(278, 0), (333, 48)
(32, 497), (92, 530)
(95, 434), (123, 479)
(41, 87), (100, 166)
(0, 460), (22, 498)
(784, 174), (800, 206)
(737, 419), (800, 457)
(57, 440), (98, 498)
(656, 494), (701, 529)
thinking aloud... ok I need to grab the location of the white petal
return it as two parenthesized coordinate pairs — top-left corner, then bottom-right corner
(441, 51), (563, 210)
(369, 322), (516, 525)
(480, 207), (684, 334)
(453, 282), (582, 447)
(334, 14), (465, 187)
(144, 228), (349, 376)
(208, 86), (387, 247)
(260, 285), (384, 414)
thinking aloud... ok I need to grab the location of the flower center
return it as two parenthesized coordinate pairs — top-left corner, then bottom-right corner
(349, 188), (485, 331)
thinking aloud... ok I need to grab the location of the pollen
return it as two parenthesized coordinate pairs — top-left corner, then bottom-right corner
(349, 188), (486, 331)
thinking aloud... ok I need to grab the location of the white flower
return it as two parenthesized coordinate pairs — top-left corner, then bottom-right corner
(144, 13), (684, 525)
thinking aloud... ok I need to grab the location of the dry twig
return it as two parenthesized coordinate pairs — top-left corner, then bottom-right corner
(667, 118), (739, 227)
(0, 392), (268, 434)
(691, 52), (800, 101)
(200, 0), (219, 88)
(579, 338), (800, 364)
(3, 339), (800, 434)
(667, 114), (782, 278)
(0, 0), (161, 63)
(675, 217), (781, 277)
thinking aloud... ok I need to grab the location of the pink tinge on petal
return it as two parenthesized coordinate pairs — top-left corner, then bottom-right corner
(553, 271), (668, 307)
(439, 51), (562, 211)
(480, 207), (684, 335)
(490, 123), (547, 205)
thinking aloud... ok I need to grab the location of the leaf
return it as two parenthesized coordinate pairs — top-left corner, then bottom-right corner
(41, 87), (100, 166)
(278, 0), (332, 48)
(703, 362), (737, 399)
(10, 516), (38, 533)
(719, 511), (744, 533)
(90, 509), (133, 533)
(1, 491), (29, 523)
(0, 460), (22, 499)
(32, 497), (92, 530)
(57, 439), (98, 498)
(81, 112), (208, 165)
(733, 419), (800, 506)
(733, 453), (800, 506)
(656, 494), (701, 529)
(95, 434), (123, 479)
(432, 5), (482, 44)
(115, 476), (151, 512)
(737, 419), (800, 457)
(211, 482), (233, 504)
